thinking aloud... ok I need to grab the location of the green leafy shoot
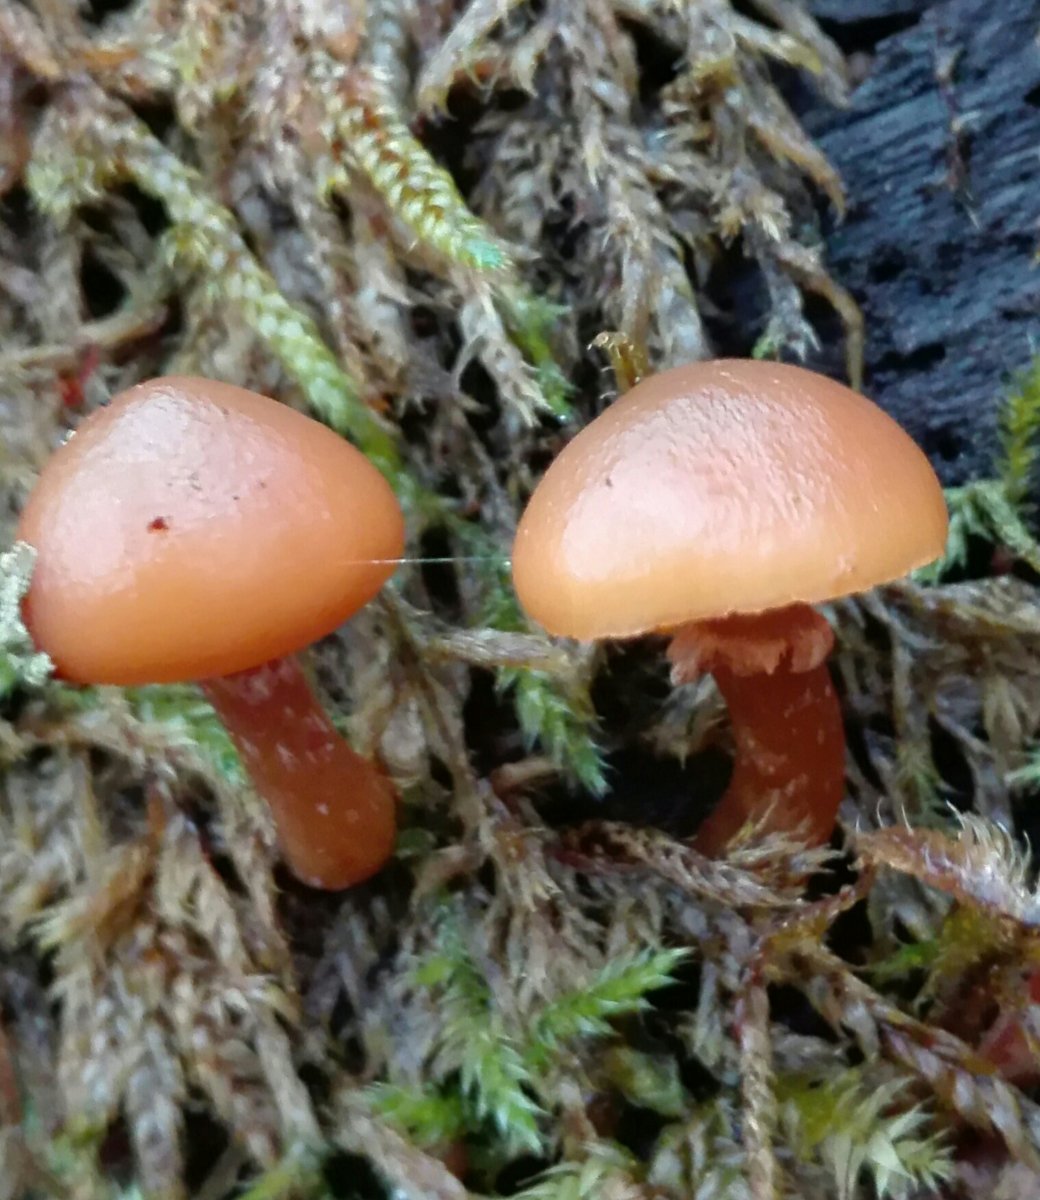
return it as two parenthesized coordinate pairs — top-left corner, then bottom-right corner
(366, 1085), (468, 1149)
(1009, 747), (1040, 791)
(506, 666), (609, 797)
(864, 937), (942, 986)
(779, 1069), (953, 1200)
(918, 354), (1040, 582)
(998, 353), (1040, 509)
(233, 1151), (327, 1200)
(498, 287), (574, 419)
(526, 948), (688, 1068)
(917, 480), (1040, 583)
(456, 1021), (546, 1156)
(508, 1144), (640, 1200)
(0, 543), (53, 699)
(413, 916), (545, 1156)
(457, 522), (608, 794)
(28, 93), (402, 478)
(53, 681), (245, 785)
(385, 922), (685, 1159)
(323, 64), (513, 275)
(126, 684), (246, 784)
(601, 1046), (688, 1118)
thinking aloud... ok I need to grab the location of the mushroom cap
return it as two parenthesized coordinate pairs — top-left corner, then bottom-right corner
(18, 376), (405, 685)
(512, 359), (948, 640)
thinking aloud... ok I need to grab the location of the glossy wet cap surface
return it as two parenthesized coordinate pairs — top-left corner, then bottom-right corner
(18, 376), (405, 684)
(512, 359), (949, 639)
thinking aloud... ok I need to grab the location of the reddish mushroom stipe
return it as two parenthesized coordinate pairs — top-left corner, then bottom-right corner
(668, 604), (836, 680)
(670, 605), (845, 853)
(201, 658), (396, 889)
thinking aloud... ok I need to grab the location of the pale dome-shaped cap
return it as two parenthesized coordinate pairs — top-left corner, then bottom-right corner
(18, 376), (405, 685)
(512, 359), (948, 639)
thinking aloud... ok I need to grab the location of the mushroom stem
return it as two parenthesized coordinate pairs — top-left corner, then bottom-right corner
(668, 603), (845, 856)
(201, 656), (396, 889)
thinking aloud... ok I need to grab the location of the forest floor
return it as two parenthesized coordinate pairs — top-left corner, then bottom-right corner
(2, 2), (1040, 1199)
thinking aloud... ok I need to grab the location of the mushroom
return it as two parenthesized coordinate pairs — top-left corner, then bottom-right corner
(17, 375), (405, 889)
(511, 359), (948, 854)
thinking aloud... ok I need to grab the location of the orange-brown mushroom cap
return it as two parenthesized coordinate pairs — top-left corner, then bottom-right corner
(512, 359), (948, 639)
(17, 376), (405, 685)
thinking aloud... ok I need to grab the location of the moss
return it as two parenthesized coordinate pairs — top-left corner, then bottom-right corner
(2, 2), (1040, 1198)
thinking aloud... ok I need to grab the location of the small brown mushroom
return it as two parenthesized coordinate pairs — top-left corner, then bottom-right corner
(511, 359), (948, 853)
(18, 375), (405, 888)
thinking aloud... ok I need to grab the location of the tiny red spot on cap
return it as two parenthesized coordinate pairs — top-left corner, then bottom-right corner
(148, 517), (169, 532)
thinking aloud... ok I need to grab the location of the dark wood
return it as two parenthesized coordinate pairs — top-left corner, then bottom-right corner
(810, 0), (932, 32)
(803, 0), (1040, 484)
